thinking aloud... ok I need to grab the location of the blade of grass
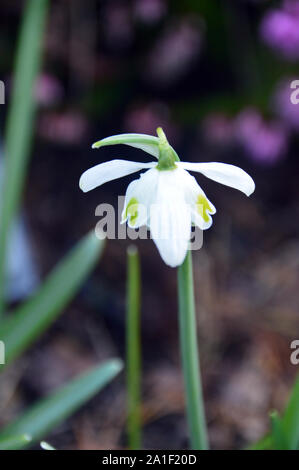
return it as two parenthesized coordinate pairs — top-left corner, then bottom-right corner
(0, 231), (104, 367)
(0, 359), (123, 449)
(126, 246), (142, 450)
(0, 0), (48, 314)
(270, 410), (289, 450)
(249, 374), (299, 450)
(247, 434), (272, 450)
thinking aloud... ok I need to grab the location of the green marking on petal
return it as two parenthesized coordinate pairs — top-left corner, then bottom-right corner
(196, 194), (213, 223)
(125, 197), (139, 226)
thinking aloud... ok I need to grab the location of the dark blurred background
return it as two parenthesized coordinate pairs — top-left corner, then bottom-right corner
(1, 0), (299, 449)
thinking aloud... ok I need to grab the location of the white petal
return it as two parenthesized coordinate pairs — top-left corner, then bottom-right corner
(179, 169), (216, 230)
(149, 169), (191, 267)
(92, 133), (160, 158)
(178, 162), (255, 196)
(79, 159), (156, 193)
(122, 168), (158, 228)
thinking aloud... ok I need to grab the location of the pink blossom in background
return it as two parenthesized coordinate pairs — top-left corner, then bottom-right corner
(272, 79), (299, 131)
(134, 0), (167, 24)
(201, 107), (291, 165)
(283, 0), (299, 16)
(103, 2), (133, 49)
(38, 111), (88, 144)
(235, 108), (288, 164)
(201, 113), (235, 146)
(34, 74), (64, 107)
(260, 3), (299, 60)
(124, 102), (179, 143)
(145, 18), (202, 84)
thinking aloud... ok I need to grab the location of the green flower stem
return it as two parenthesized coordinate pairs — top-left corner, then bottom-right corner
(126, 246), (142, 449)
(177, 250), (209, 450)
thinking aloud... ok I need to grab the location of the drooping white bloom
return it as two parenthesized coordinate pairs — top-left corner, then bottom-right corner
(79, 128), (255, 267)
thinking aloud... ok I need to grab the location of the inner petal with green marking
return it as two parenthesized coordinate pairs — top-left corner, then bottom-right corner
(196, 194), (213, 223)
(125, 197), (139, 226)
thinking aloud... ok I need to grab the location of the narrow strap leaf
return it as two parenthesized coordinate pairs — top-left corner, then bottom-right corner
(0, 359), (123, 449)
(0, 0), (49, 314)
(0, 232), (104, 367)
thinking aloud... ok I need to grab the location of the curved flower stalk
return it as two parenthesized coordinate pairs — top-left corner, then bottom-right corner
(80, 127), (255, 267)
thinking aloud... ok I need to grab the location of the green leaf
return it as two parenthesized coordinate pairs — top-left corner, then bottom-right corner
(270, 410), (289, 450)
(281, 375), (299, 449)
(0, 231), (105, 367)
(92, 133), (160, 158)
(249, 374), (299, 450)
(0, 359), (123, 449)
(247, 434), (272, 450)
(0, 434), (32, 450)
(0, 0), (49, 314)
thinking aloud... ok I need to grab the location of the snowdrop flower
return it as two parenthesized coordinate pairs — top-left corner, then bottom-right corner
(79, 128), (255, 267)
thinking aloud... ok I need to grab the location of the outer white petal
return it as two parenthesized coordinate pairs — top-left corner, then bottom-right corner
(177, 162), (255, 196)
(149, 169), (191, 267)
(79, 159), (156, 193)
(121, 168), (158, 228)
(179, 169), (216, 230)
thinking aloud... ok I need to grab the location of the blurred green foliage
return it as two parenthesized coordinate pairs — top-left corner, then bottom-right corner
(0, 1), (121, 450)
(0, 359), (123, 449)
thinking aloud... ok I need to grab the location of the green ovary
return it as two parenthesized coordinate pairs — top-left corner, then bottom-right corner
(196, 194), (212, 223)
(156, 127), (179, 171)
(125, 197), (139, 226)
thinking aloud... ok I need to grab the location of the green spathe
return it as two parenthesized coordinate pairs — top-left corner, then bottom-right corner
(156, 127), (180, 171)
(91, 127), (181, 170)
